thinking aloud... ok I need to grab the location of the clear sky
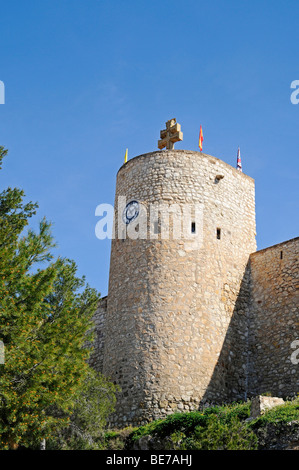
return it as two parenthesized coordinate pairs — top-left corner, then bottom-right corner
(0, 0), (298, 296)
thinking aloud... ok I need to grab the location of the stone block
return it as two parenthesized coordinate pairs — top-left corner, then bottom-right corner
(250, 396), (285, 419)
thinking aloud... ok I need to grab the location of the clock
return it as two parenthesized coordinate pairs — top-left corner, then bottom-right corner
(123, 200), (139, 225)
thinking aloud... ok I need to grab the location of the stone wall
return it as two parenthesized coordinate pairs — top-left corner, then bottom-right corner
(88, 296), (107, 373)
(248, 238), (299, 398)
(102, 150), (256, 427)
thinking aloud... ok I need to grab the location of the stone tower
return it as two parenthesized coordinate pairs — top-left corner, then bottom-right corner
(101, 148), (256, 427)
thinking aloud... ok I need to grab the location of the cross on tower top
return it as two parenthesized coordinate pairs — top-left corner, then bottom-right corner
(158, 118), (183, 150)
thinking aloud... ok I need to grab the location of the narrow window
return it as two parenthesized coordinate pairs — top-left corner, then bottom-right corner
(280, 250), (283, 259)
(191, 222), (196, 234)
(217, 228), (221, 240)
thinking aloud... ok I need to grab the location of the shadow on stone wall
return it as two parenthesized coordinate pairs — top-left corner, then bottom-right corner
(200, 262), (252, 406)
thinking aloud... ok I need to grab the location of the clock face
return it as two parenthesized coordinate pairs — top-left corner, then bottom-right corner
(123, 200), (139, 225)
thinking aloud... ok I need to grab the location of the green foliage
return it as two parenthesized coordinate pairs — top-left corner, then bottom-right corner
(103, 427), (137, 450)
(0, 146), (7, 170)
(47, 369), (120, 450)
(129, 402), (251, 442)
(129, 410), (215, 442)
(248, 397), (299, 430)
(127, 399), (299, 450)
(166, 417), (258, 450)
(128, 402), (257, 450)
(202, 401), (252, 423)
(0, 147), (107, 449)
(191, 416), (258, 450)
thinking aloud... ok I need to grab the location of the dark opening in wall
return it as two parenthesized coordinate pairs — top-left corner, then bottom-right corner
(280, 250), (283, 259)
(217, 228), (221, 240)
(191, 222), (196, 234)
(215, 174), (224, 184)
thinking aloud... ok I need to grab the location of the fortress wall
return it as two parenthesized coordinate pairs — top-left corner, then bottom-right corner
(88, 296), (107, 373)
(248, 238), (299, 398)
(103, 150), (256, 427)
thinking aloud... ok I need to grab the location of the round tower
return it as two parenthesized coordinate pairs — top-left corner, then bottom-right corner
(103, 149), (256, 427)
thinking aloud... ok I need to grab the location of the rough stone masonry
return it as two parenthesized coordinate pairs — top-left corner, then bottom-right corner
(89, 149), (298, 428)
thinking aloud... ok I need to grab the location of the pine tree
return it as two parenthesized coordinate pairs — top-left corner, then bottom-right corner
(0, 147), (102, 449)
(47, 368), (119, 450)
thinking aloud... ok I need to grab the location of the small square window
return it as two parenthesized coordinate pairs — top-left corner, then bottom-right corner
(216, 228), (221, 240)
(191, 222), (196, 234)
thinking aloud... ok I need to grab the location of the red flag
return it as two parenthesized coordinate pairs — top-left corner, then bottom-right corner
(199, 125), (203, 151)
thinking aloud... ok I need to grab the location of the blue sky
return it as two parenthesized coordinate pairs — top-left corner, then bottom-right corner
(0, 0), (298, 295)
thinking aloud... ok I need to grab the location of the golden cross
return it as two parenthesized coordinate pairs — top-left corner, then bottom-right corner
(158, 118), (183, 150)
